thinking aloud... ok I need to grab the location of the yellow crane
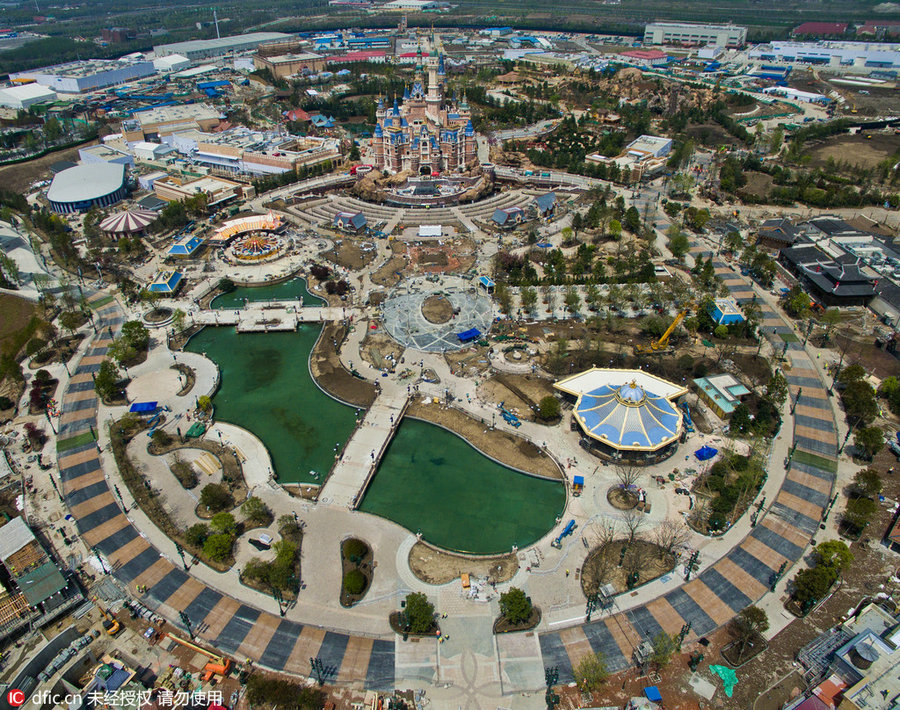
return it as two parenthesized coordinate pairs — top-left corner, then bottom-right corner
(634, 308), (689, 355)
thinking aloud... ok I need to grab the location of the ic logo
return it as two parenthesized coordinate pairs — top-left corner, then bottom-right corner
(6, 689), (25, 707)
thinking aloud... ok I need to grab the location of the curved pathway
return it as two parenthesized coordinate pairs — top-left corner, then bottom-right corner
(56, 292), (395, 689)
(537, 263), (839, 679)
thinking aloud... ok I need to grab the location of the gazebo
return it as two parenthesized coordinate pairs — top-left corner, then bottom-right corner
(99, 209), (159, 238)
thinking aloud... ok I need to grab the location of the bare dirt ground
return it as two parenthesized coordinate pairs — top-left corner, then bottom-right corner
(0, 138), (99, 193)
(407, 541), (519, 585)
(371, 243), (408, 287)
(406, 401), (562, 479)
(310, 322), (376, 407)
(359, 331), (402, 370)
(834, 331), (900, 380)
(445, 347), (493, 378)
(0, 293), (35, 354)
(421, 294), (454, 324)
(479, 373), (557, 424)
(808, 132), (900, 169)
(740, 171), (776, 199)
(580, 540), (675, 596)
(405, 237), (477, 274)
(322, 239), (376, 270)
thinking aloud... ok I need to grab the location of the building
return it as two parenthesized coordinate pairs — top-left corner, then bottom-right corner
(708, 297), (745, 325)
(153, 174), (254, 206)
(10, 59), (156, 93)
(153, 32), (293, 60)
(380, 0), (444, 9)
(491, 206), (526, 227)
(791, 22), (848, 38)
(253, 51), (326, 78)
(46, 163), (128, 214)
(857, 20), (900, 38)
(554, 368), (688, 463)
(780, 244), (878, 307)
(78, 144), (135, 168)
(373, 48), (476, 174)
(132, 141), (176, 162)
(120, 104), (222, 141)
(615, 49), (669, 67)
(325, 50), (388, 64)
(643, 22), (747, 48)
(693, 374), (751, 418)
(147, 270), (183, 294)
(0, 83), (57, 109)
(101, 27), (136, 43)
(758, 217), (802, 249)
(165, 126), (341, 176)
(533, 192), (557, 218)
(333, 211), (367, 232)
(586, 135), (671, 177)
(761, 86), (830, 104)
(748, 40), (900, 72)
(152, 54), (191, 73)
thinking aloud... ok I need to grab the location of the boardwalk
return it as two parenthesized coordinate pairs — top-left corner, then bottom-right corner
(318, 388), (409, 508)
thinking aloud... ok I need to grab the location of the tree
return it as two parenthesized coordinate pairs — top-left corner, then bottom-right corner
(854, 426), (884, 460)
(564, 286), (581, 314)
(199, 483), (232, 512)
(210, 511), (237, 536)
(651, 632), (677, 668)
(242, 497), (272, 526)
(140, 288), (162, 316)
(838, 364), (867, 385)
(622, 510), (645, 544)
(574, 652), (608, 692)
(842, 496), (877, 534)
(623, 206), (641, 233)
(343, 569), (366, 595)
(217, 277), (235, 294)
(520, 286), (537, 314)
(785, 287), (811, 319)
(731, 606), (769, 662)
(820, 308), (841, 340)
(652, 519), (690, 555)
(93, 359), (120, 401)
(667, 226), (689, 259)
(851, 468), (882, 499)
(197, 395), (212, 413)
(203, 533), (233, 562)
(538, 395), (560, 421)
(608, 219), (622, 241)
(714, 324), (729, 339)
(614, 463), (643, 491)
(120, 320), (149, 350)
(58, 310), (82, 337)
(172, 308), (186, 334)
(724, 230), (743, 254)
(499, 587), (533, 624)
(841, 381), (878, 426)
(561, 226), (575, 245)
(766, 370), (789, 407)
(403, 592), (435, 634)
(494, 282), (512, 315)
(792, 565), (834, 610)
(585, 283), (601, 311)
(814, 540), (853, 574)
(185, 523), (209, 546)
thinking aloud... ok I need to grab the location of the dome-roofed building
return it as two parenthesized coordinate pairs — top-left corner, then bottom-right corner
(554, 368), (688, 463)
(99, 209), (158, 238)
(46, 163), (128, 214)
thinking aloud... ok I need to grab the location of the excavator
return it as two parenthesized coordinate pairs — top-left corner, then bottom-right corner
(165, 633), (232, 681)
(92, 597), (121, 636)
(634, 308), (689, 355)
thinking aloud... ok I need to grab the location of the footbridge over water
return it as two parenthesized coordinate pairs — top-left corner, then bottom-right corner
(193, 303), (363, 331)
(317, 387), (410, 508)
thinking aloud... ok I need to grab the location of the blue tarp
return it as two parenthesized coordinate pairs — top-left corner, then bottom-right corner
(644, 687), (662, 703)
(129, 401), (158, 414)
(695, 445), (718, 461)
(457, 328), (481, 343)
(573, 476), (584, 486)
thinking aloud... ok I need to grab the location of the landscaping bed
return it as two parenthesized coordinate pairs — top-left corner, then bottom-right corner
(581, 539), (676, 596)
(493, 606), (541, 634)
(340, 537), (373, 607)
(172, 363), (195, 396)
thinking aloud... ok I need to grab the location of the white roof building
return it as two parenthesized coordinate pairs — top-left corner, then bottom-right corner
(152, 54), (191, 73)
(153, 32), (293, 60)
(0, 83), (57, 109)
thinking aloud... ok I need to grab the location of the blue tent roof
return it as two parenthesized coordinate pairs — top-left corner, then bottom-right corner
(573, 475), (584, 485)
(644, 686), (662, 703)
(129, 401), (158, 413)
(695, 445), (718, 461)
(457, 328), (481, 342)
(479, 276), (495, 289)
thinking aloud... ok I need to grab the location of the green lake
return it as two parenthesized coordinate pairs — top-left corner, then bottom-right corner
(212, 278), (323, 309)
(360, 419), (566, 554)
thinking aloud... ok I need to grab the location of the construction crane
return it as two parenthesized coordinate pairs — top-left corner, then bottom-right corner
(634, 308), (689, 355)
(92, 597), (121, 636)
(165, 633), (232, 680)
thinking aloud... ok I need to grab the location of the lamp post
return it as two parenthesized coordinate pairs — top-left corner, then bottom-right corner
(179, 610), (193, 639)
(309, 656), (325, 686)
(791, 387), (802, 415)
(174, 542), (188, 571)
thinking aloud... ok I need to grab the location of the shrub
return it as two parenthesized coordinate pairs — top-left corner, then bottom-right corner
(343, 538), (368, 562)
(402, 592), (435, 634)
(185, 523), (209, 546)
(538, 395), (560, 421)
(245, 675), (325, 710)
(26, 337), (46, 356)
(241, 497), (271, 526)
(203, 533), (233, 562)
(151, 429), (173, 447)
(210, 511), (237, 535)
(499, 587), (532, 624)
(0, 396), (13, 410)
(217, 277), (235, 293)
(343, 569), (366, 595)
(574, 652), (608, 692)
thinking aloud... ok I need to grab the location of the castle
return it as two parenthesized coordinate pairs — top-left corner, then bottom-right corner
(373, 47), (477, 175)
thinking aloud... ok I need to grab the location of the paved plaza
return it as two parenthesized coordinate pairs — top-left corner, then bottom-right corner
(381, 275), (494, 352)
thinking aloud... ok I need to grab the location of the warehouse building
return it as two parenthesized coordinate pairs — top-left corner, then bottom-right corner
(643, 22), (747, 48)
(120, 104), (222, 141)
(0, 83), (56, 109)
(10, 59), (156, 93)
(153, 175), (254, 206)
(46, 163), (128, 213)
(153, 32), (293, 60)
(749, 41), (900, 71)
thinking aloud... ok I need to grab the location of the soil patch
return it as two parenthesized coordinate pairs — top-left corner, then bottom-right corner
(406, 401), (562, 479)
(323, 239), (376, 270)
(739, 171), (775, 199)
(421, 294), (454, 324)
(360, 330), (402, 371)
(371, 243), (408, 287)
(480, 373), (556, 423)
(310, 322), (377, 407)
(0, 138), (100, 193)
(493, 607), (541, 634)
(144, 307), (172, 324)
(580, 539), (676, 596)
(607, 486), (638, 510)
(808, 132), (900, 169)
(408, 541), (519, 585)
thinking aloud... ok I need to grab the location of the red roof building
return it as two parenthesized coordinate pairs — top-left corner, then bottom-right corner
(284, 109), (311, 122)
(857, 20), (900, 36)
(791, 22), (848, 37)
(615, 49), (669, 67)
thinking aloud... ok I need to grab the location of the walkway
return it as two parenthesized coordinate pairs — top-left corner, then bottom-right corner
(55, 292), (396, 690)
(318, 387), (409, 508)
(193, 305), (362, 329)
(536, 265), (840, 680)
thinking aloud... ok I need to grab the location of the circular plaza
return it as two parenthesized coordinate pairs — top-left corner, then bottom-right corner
(381, 275), (494, 352)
